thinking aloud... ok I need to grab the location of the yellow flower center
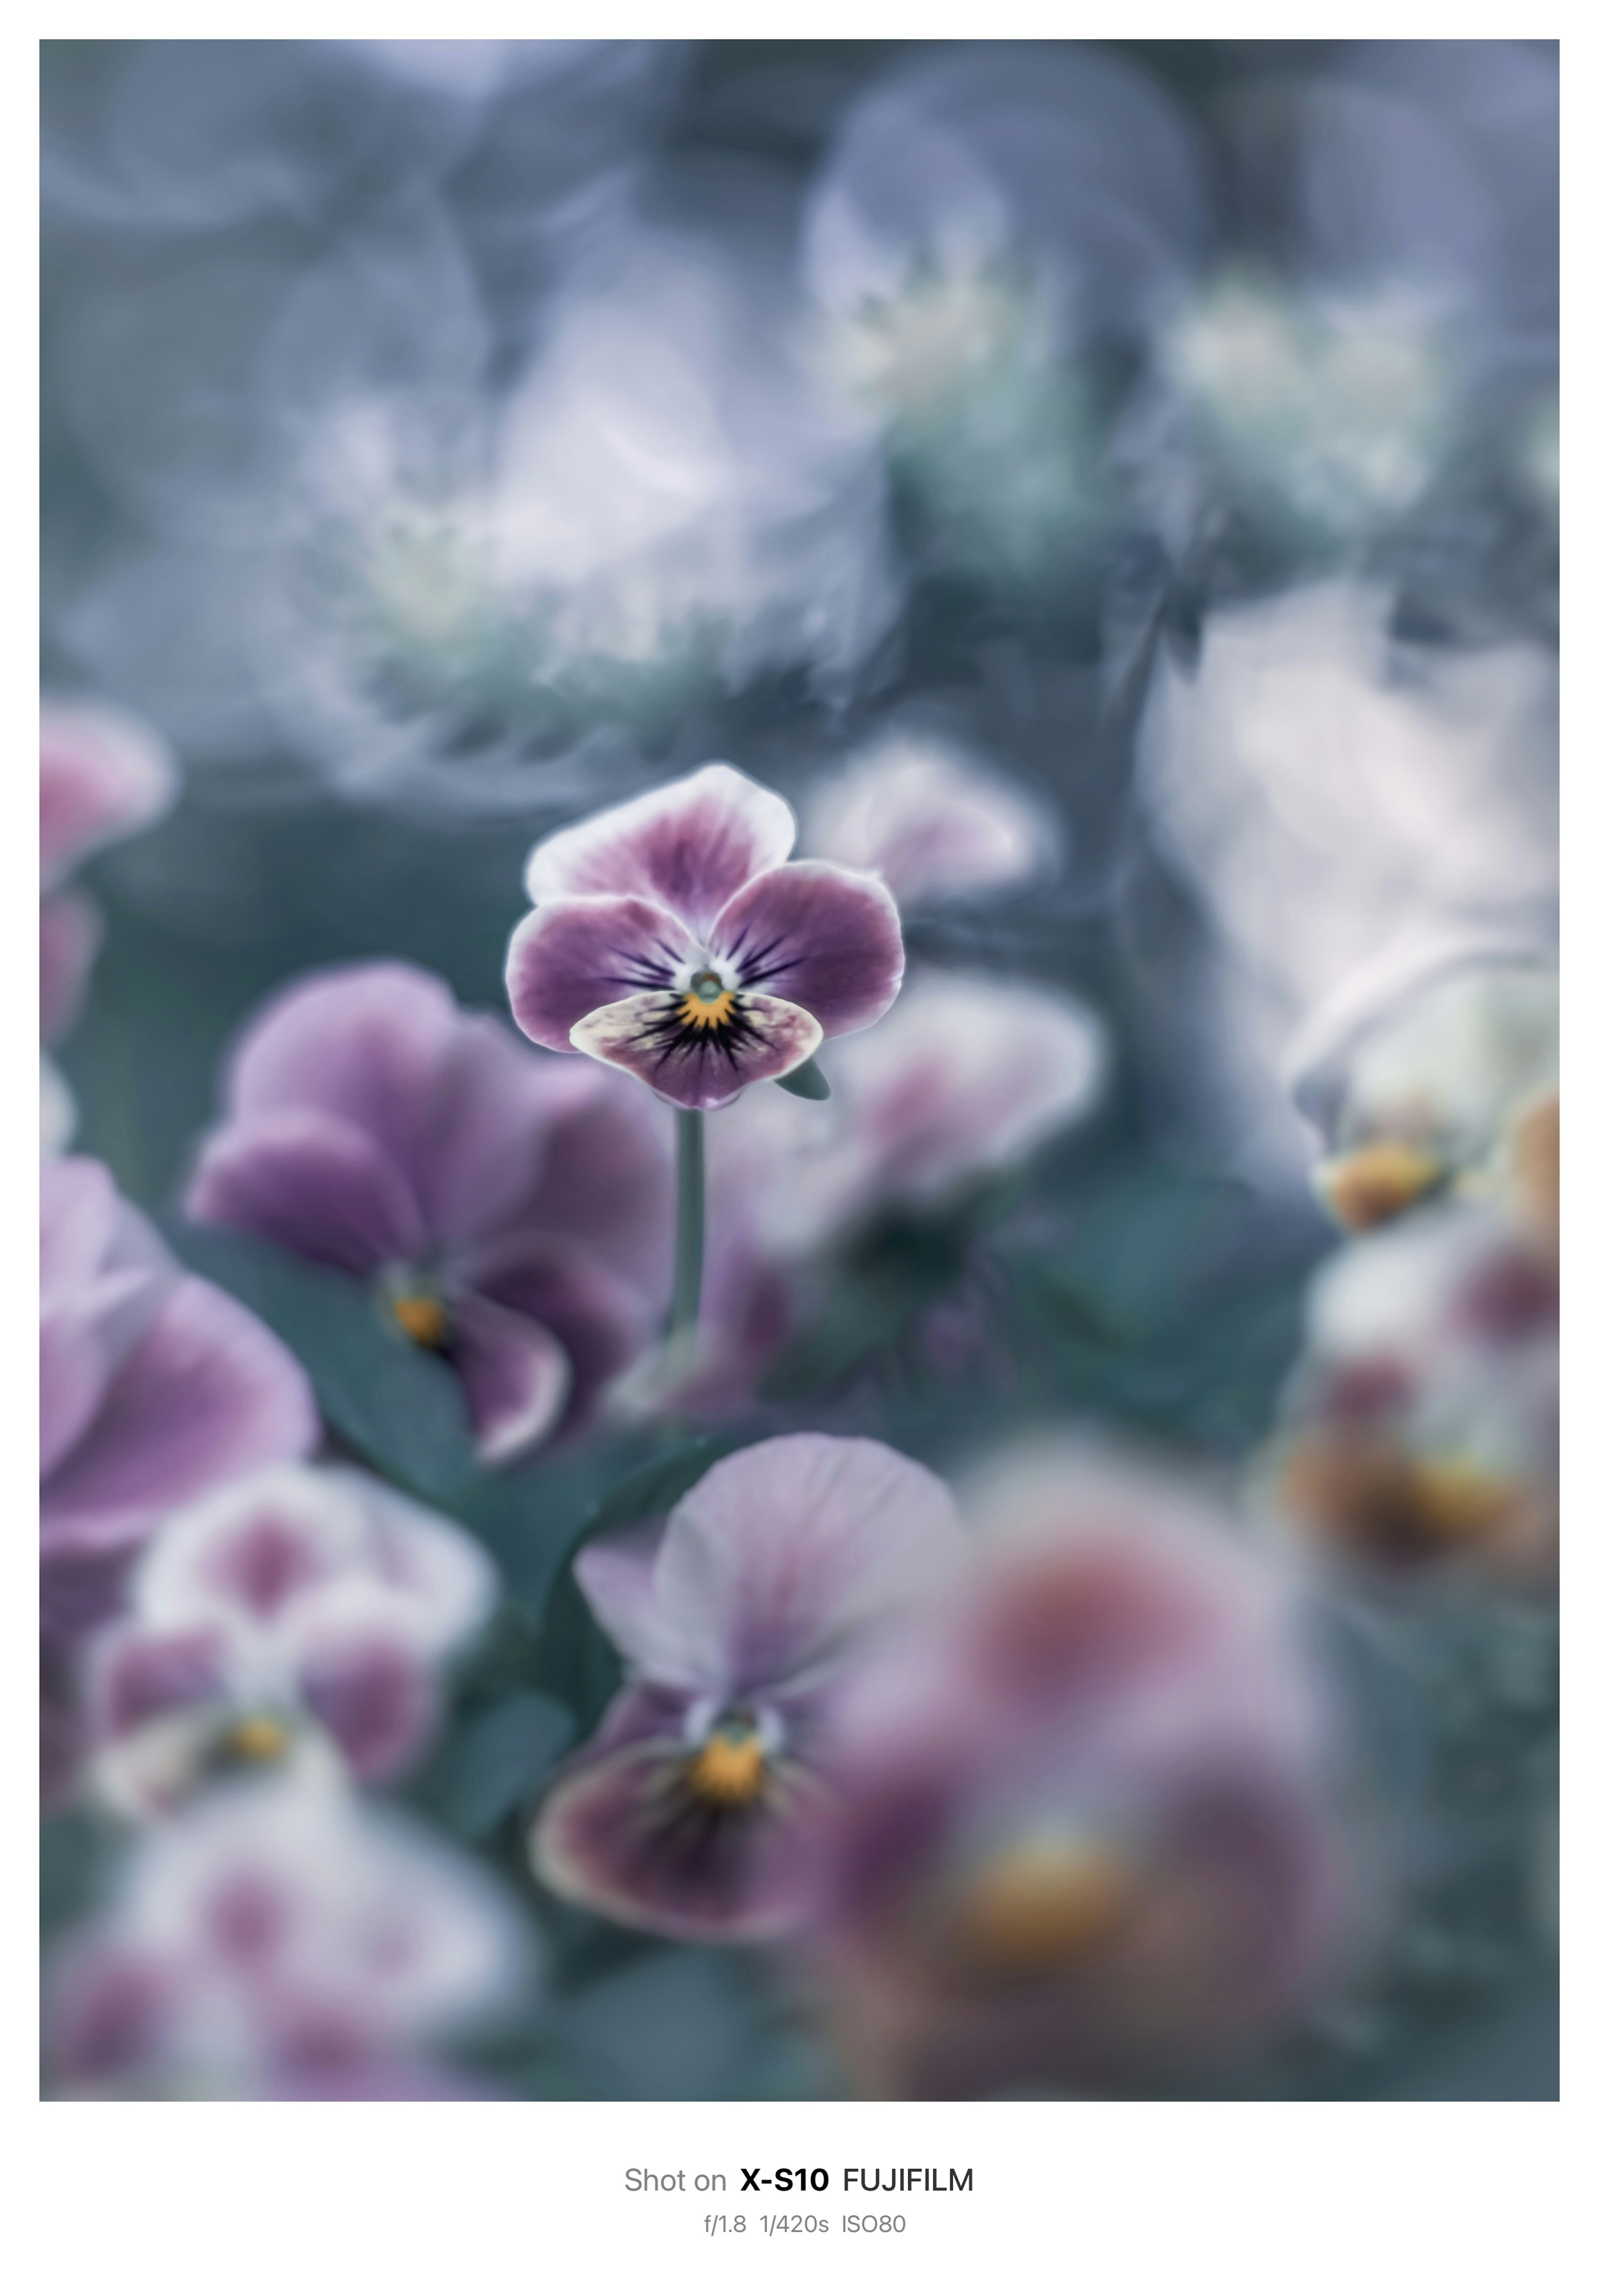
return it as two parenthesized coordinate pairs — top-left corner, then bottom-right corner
(946, 1837), (1136, 1979)
(686, 1727), (767, 1807)
(677, 971), (737, 1032)
(217, 1715), (292, 1766)
(392, 1293), (450, 1349)
(1317, 1139), (1446, 1231)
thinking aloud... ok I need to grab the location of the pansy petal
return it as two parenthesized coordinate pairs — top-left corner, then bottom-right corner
(468, 1240), (651, 1433)
(185, 1108), (426, 1274)
(449, 1295), (572, 1465)
(299, 1625), (438, 1782)
(134, 1466), (368, 1629)
(525, 764), (796, 942)
(90, 1624), (233, 1738)
(223, 962), (461, 1160)
(521, 1068), (673, 1285)
(570, 991), (822, 1112)
(40, 700), (176, 887)
(531, 1735), (830, 1942)
(654, 1434), (968, 1699)
(505, 896), (696, 1052)
(41, 1277), (318, 1556)
(710, 861), (904, 1038)
(574, 1533), (672, 1676)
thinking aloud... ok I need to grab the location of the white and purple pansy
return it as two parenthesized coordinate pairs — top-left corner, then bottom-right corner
(85, 1464), (498, 1816)
(530, 1434), (966, 1941)
(505, 764), (906, 1111)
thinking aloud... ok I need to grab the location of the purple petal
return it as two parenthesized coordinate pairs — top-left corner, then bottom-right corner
(402, 1014), (583, 1248)
(41, 890), (101, 1042)
(299, 1630), (437, 1781)
(518, 1066), (673, 1287)
(90, 1624), (232, 1737)
(185, 1107), (426, 1274)
(505, 896), (696, 1052)
(652, 1435), (967, 1698)
(448, 1294), (573, 1464)
(531, 1734), (831, 1942)
(41, 1156), (125, 1298)
(41, 1276), (318, 1557)
(570, 991), (822, 1111)
(222, 962), (462, 1170)
(40, 700), (176, 887)
(710, 861), (904, 1038)
(41, 1549), (141, 1651)
(575, 1535), (669, 1673)
(468, 1240), (650, 1434)
(524, 764), (796, 942)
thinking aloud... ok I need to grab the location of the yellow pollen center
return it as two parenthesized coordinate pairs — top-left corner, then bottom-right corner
(947, 1838), (1136, 1979)
(1318, 1140), (1447, 1231)
(686, 1729), (767, 1807)
(217, 1716), (292, 1766)
(677, 971), (737, 1032)
(392, 1293), (449, 1349)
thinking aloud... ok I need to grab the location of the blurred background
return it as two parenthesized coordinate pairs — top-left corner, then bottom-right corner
(40, 39), (1557, 2102)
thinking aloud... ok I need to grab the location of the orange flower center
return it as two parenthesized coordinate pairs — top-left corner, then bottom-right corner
(392, 1293), (450, 1349)
(946, 1836), (1137, 1979)
(677, 971), (737, 1032)
(686, 1726), (767, 1806)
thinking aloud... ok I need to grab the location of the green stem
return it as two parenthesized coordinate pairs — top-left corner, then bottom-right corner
(668, 1108), (706, 1338)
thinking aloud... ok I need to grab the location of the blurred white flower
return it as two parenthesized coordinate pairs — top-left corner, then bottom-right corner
(1271, 1200), (1557, 1581)
(804, 728), (1059, 909)
(800, 45), (1207, 578)
(1288, 950), (1557, 1232)
(47, 1772), (534, 2098)
(1162, 276), (1458, 538)
(1137, 582), (1557, 1184)
(86, 1464), (498, 1818)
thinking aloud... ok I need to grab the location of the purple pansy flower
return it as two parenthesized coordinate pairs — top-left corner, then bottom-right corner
(185, 961), (670, 1466)
(530, 1434), (966, 1942)
(45, 1773), (533, 2100)
(86, 1464), (497, 1816)
(808, 1449), (1347, 2099)
(40, 699), (177, 1043)
(42, 1157), (318, 1640)
(505, 763), (905, 1111)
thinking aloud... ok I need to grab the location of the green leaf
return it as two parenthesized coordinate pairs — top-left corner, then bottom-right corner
(168, 1223), (476, 1501)
(424, 1691), (575, 1841)
(775, 1056), (831, 1101)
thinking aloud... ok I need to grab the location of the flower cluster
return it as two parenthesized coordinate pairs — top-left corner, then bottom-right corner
(41, 39), (1556, 2110)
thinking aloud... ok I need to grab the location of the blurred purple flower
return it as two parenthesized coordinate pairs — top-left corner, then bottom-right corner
(808, 1450), (1347, 2098)
(804, 729), (1059, 910)
(42, 1157), (318, 1629)
(86, 1464), (496, 1816)
(506, 763), (904, 1111)
(186, 961), (669, 1464)
(41, 1157), (317, 1807)
(1272, 1200), (1557, 1581)
(40, 698), (176, 1042)
(531, 1434), (966, 1942)
(46, 1773), (532, 2099)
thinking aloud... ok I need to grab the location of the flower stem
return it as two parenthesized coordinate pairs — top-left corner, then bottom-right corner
(668, 1108), (706, 1338)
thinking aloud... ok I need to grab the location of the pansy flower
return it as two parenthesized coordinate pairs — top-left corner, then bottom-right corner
(505, 763), (904, 1111)
(809, 1449), (1347, 2098)
(186, 962), (669, 1465)
(1288, 948), (1557, 1237)
(530, 1434), (966, 1941)
(1270, 1199), (1558, 1581)
(85, 1464), (497, 1817)
(805, 730), (1060, 911)
(42, 1158), (318, 1637)
(45, 1773), (533, 2100)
